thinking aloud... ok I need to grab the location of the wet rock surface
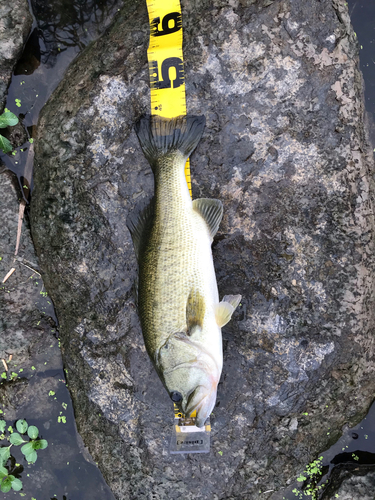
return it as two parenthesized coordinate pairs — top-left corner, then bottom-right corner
(334, 469), (375, 500)
(0, 0), (32, 110)
(30, 0), (375, 499)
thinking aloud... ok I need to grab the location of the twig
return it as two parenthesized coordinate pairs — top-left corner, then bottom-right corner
(14, 256), (40, 272)
(2, 267), (15, 283)
(1, 359), (8, 371)
(15, 200), (26, 256)
(17, 260), (41, 276)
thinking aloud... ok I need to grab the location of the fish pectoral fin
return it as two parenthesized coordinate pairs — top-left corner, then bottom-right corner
(222, 294), (242, 310)
(215, 294), (242, 327)
(193, 198), (223, 238)
(126, 198), (155, 262)
(186, 288), (206, 332)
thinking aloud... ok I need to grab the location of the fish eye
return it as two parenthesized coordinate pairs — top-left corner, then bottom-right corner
(170, 391), (183, 403)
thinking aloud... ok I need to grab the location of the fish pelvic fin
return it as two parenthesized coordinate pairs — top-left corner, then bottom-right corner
(186, 288), (206, 332)
(215, 294), (242, 328)
(134, 115), (206, 171)
(126, 198), (155, 263)
(193, 198), (223, 238)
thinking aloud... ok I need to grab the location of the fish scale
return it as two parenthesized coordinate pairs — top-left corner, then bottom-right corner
(139, 152), (217, 355)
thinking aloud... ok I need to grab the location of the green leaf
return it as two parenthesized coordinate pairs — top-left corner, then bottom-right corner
(0, 447), (10, 466)
(27, 426), (38, 439)
(9, 433), (25, 446)
(0, 477), (12, 493)
(25, 450), (37, 463)
(0, 465), (7, 478)
(11, 477), (22, 491)
(0, 134), (12, 153)
(20, 442), (33, 456)
(39, 439), (48, 450)
(33, 439), (48, 450)
(0, 111), (18, 128)
(16, 420), (28, 434)
(0, 421), (5, 433)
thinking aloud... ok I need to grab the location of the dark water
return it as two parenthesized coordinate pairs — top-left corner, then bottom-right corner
(348, 0), (375, 145)
(1, 359), (116, 499)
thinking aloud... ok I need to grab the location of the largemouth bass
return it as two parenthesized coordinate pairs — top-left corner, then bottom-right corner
(127, 115), (241, 427)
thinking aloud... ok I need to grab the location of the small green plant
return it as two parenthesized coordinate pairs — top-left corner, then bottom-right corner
(0, 465), (22, 493)
(0, 419), (48, 493)
(0, 110), (19, 153)
(294, 456), (325, 499)
(10, 420), (48, 463)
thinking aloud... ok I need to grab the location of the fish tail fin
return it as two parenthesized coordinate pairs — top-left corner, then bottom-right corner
(135, 115), (205, 171)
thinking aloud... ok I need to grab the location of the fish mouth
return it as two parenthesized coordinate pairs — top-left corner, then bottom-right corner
(162, 361), (218, 426)
(184, 384), (218, 427)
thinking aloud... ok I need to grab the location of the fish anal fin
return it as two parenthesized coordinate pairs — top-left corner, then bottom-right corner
(215, 294), (242, 327)
(186, 288), (206, 332)
(126, 198), (154, 262)
(193, 198), (223, 238)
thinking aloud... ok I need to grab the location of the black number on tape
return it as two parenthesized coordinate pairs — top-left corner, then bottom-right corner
(150, 57), (184, 89)
(151, 12), (182, 37)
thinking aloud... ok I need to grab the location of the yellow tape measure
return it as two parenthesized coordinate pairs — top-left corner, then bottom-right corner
(145, 0), (192, 196)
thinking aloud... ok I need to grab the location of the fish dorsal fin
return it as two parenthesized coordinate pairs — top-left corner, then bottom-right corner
(186, 288), (206, 332)
(126, 198), (154, 262)
(215, 294), (242, 327)
(193, 198), (223, 238)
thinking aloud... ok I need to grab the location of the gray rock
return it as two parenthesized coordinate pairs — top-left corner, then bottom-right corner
(30, 0), (375, 499)
(334, 470), (375, 500)
(0, 0), (32, 110)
